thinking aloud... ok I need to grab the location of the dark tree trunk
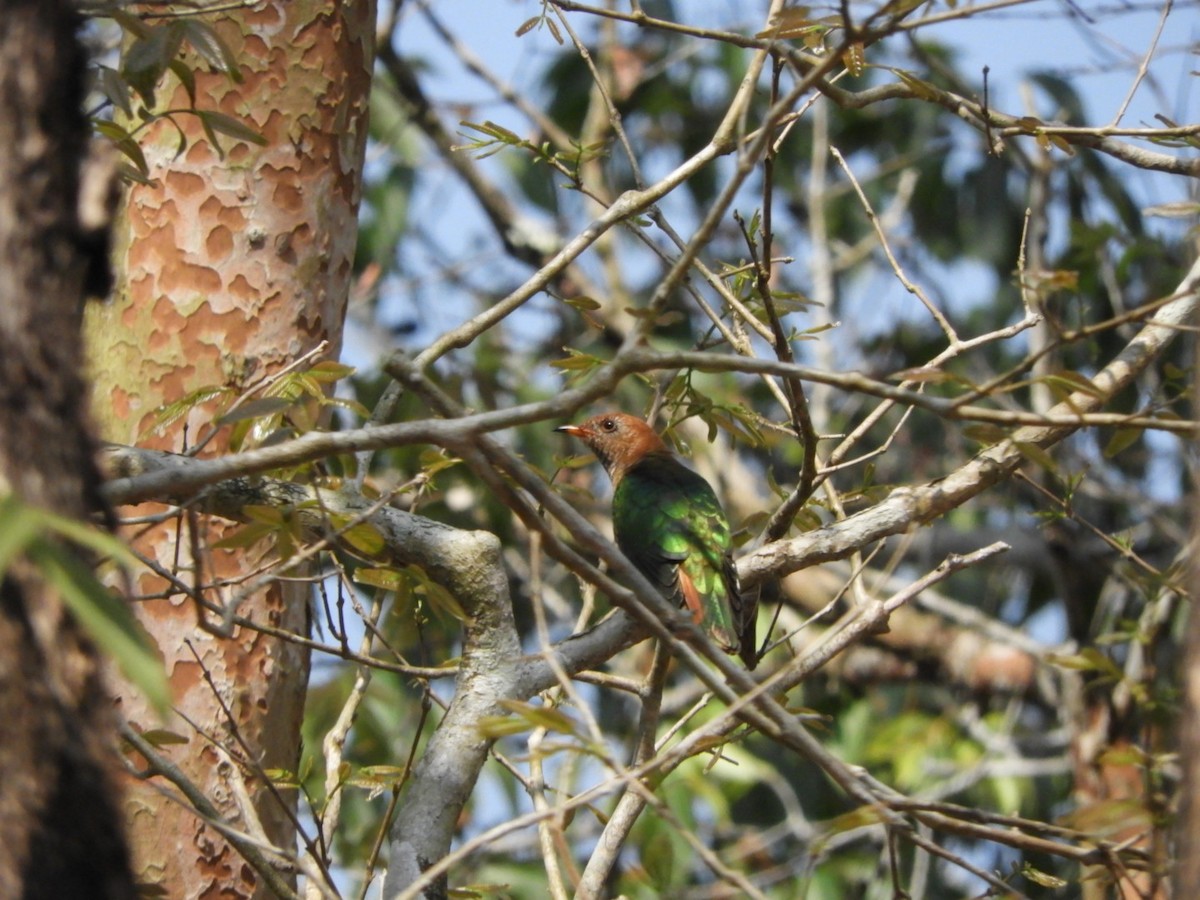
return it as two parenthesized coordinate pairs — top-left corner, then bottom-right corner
(1178, 592), (1200, 891)
(1176, 351), (1200, 892)
(0, 1), (135, 897)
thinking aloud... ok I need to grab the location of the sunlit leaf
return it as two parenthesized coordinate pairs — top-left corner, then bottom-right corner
(216, 396), (295, 425)
(549, 348), (605, 376)
(339, 522), (387, 558)
(1022, 864), (1068, 889)
(842, 42), (865, 77)
(307, 360), (357, 382)
(1013, 441), (1058, 474)
(822, 804), (885, 835)
(138, 729), (189, 747)
(496, 699), (580, 736)
(141, 385), (233, 438)
(211, 522), (274, 550)
(563, 295), (602, 311)
(893, 68), (938, 101)
(354, 566), (408, 592)
(755, 7), (816, 40)
(1046, 648), (1122, 679)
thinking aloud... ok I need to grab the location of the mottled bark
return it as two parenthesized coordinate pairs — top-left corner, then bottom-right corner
(0, 1), (134, 897)
(86, 3), (374, 897)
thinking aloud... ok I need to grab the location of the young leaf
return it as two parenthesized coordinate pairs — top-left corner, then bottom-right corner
(178, 19), (242, 81)
(196, 110), (267, 147)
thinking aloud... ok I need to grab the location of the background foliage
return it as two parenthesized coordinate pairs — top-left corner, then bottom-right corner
(85, 1), (1199, 897)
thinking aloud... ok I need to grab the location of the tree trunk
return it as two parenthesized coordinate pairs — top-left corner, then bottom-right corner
(1175, 347), (1200, 893)
(0, 1), (135, 897)
(87, 3), (374, 896)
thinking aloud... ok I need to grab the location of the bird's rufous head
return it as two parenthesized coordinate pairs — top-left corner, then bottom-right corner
(556, 412), (669, 485)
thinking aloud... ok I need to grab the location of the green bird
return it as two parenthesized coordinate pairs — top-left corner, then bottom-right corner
(557, 412), (757, 669)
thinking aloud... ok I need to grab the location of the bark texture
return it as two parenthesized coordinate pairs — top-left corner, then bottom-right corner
(1175, 354), (1200, 894)
(86, 3), (374, 897)
(0, 1), (135, 897)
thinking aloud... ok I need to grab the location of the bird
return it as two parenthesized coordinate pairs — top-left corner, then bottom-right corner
(556, 412), (757, 669)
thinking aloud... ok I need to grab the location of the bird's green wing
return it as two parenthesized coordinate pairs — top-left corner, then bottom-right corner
(613, 455), (751, 661)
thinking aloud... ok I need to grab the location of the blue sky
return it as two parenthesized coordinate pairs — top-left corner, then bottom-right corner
(355, 0), (1196, 360)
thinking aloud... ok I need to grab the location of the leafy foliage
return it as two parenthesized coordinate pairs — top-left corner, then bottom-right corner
(0, 495), (169, 714)
(89, 11), (263, 179)
(99, 1), (1199, 898)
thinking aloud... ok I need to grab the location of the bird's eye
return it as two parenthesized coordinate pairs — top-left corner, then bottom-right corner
(600, 418), (616, 432)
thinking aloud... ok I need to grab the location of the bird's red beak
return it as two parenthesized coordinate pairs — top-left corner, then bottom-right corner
(555, 424), (587, 437)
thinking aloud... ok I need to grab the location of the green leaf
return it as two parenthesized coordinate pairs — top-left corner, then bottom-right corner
(97, 66), (133, 118)
(563, 295), (602, 311)
(107, 10), (152, 40)
(244, 504), (287, 526)
(116, 162), (156, 186)
(195, 110), (267, 147)
(0, 495), (43, 575)
(1021, 864), (1068, 889)
(550, 349), (603, 369)
(138, 728), (189, 747)
(93, 119), (151, 178)
(408, 565), (469, 622)
(306, 360), (357, 383)
(0, 495), (169, 717)
(477, 715), (535, 738)
(755, 7), (817, 40)
(274, 373), (323, 403)
(0, 497), (142, 576)
(1046, 648), (1121, 679)
(354, 566), (408, 592)
(216, 396), (296, 425)
(324, 395), (371, 419)
(454, 120), (526, 158)
(178, 19), (242, 81)
(1044, 370), (1104, 400)
(142, 385), (233, 438)
(893, 67), (939, 101)
(963, 423), (1006, 444)
(496, 699), (580, 736)
(32, 541), (170, 716)
(1013, 441), (1058, 475)
(264, 768), (301, 787)
(167, 58), (197, 108)
(449, 883), (515, 899)
(122, 23), (185, 106)
(211, 522), (275, 550)
(36, 508), (142, 569)
(1103, 427), (1142, 458)
(842, 41), (865, 77)
(418, 449), (462, 478)
(346, 765), (407, 798)
(339, 522), (387, 558)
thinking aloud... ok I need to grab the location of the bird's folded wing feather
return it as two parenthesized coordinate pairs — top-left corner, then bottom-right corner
(613, 456), (740, 646)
